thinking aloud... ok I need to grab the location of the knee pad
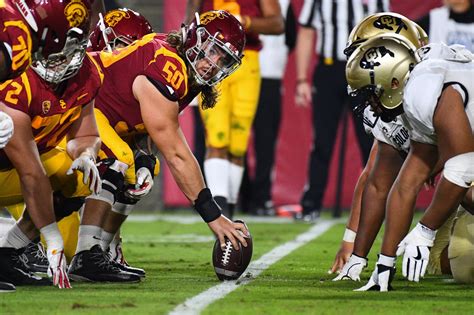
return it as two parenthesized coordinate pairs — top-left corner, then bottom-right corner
(112, 189), (138, 216)
(53, 192), (85, 220)
(87, 159), (128, 205)
(443, 152), (474, 188)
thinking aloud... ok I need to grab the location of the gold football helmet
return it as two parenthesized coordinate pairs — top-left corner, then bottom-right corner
(346, 33), (419, 122)
(412, 21), (429, 46)
(344, 12), (421, 57)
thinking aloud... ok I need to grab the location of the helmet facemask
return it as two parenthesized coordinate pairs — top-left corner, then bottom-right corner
(32, 28), (87, 84)
(186, 26), (242, 86)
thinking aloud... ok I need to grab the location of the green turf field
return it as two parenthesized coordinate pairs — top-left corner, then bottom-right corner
(0, 213), (472, 315)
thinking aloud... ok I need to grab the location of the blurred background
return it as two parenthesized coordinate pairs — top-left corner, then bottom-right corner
(115, 0), (447, 213)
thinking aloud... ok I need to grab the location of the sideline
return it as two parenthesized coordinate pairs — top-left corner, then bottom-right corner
(169, 219), (339, 315)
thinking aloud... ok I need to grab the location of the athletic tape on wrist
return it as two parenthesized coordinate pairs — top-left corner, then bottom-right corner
(343, 228), (357, 242)
(194, 188), (222, 223)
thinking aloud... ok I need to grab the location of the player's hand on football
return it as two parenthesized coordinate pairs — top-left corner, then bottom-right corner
(0, 111), (14, 149)
(67, 153), (101, 194)
(207, 216), (249, 250)
(329, 240), (354, 274)
(47, 248), (71, 289)
(295, 80), (312, 107)
(355, 254), (395, 292)
(333, 254), (367, 281)
(125, 167), (153, 200)
(396, 223), (436, 282)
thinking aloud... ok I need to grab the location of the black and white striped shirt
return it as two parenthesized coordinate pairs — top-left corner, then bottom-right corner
(299, 0), (390, 63)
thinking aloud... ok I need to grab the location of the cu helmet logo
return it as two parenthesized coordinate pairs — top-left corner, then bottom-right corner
(64, 0), (89, 27)
(373, 16), (408, 33)
(105, 10), (130, 27)
(199, 11), (225, 25)
(360, 46), (395, 69)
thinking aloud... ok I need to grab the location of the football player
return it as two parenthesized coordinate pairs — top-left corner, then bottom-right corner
(187, 0), (284, 219)
(345, 34), (474, 290)
(50, 7), (156, 272)
(329, 12), (425, 275)
(66, 10), (250, 282)
(0, 0), (103, 289)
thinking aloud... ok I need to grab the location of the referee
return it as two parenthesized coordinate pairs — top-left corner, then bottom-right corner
(295, 0), (390, 221)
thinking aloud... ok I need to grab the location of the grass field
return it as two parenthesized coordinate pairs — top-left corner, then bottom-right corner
(0, 211), (472, 315)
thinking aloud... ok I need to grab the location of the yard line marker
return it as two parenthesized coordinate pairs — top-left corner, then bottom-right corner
(169, 219), (339, 315)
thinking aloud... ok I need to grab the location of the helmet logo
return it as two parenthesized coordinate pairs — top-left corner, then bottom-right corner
(42, 101), (51, 114)
(104, 10), (130, 27)
(64, 0), (88, 27)
(360, 46), (395, 69)
(199, 11), (225, 25)
(373, 16), (407, 33)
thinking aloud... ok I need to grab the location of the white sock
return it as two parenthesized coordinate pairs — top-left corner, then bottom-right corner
(228, 163), (244, 204)
(76, 225), (103, 253)
(0, 223), (31, 249)
(204, 158), (230, 198)
(40, 222), (64, 251)
(0, 217), (15, 239)
(100, 230), (116, 251)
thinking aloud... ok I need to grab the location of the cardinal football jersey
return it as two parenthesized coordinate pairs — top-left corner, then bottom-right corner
(0, 54), (103, 168)
(0, 1), (34, 79)
(91, 33), (200, 137)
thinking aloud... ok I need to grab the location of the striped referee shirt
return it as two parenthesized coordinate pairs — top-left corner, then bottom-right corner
(299, 0), (390, 63)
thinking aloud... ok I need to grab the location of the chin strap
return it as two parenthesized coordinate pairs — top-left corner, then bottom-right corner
(98, 13), (113, 53)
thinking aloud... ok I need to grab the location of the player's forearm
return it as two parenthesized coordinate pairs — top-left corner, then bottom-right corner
(295, 27), (314, 81)
(66, 136), (101, 160)
(381, 183), (420, 256)
(353, 181), (390, 257)
(420, 178), (467, 230)
(19, 171), (55, 230)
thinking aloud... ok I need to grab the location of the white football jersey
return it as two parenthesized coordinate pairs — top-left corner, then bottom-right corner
(403, 43), (474, 145)
(363, 107), (410, 153)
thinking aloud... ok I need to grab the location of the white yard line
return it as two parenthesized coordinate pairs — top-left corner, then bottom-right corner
(169, 219), (339, 315)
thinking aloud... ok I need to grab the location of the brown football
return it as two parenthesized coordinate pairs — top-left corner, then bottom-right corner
(212, 220), (253, 281)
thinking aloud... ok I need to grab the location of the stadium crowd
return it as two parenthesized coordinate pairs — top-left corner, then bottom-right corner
(0, 0), (471, 293)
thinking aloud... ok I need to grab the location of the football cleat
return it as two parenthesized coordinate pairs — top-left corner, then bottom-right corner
(22, 240), (49, 273)
(0, 281), (15, 292)
(68, 245), (141, 283)
(106, 243), (146, 278)
(0, 247), (50, 286)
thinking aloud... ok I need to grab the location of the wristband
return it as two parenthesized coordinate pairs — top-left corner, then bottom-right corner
(193, 188), (222, 223)
(343, 228), (356, 242)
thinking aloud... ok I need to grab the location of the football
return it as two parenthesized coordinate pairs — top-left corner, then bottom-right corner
(212, 220), (253, 281)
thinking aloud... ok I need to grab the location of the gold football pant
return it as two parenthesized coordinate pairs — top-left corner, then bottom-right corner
(199, 50), (261, 157)
(449, 206), (474, 284)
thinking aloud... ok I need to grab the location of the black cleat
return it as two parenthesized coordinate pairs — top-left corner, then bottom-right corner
(0, 281), (15, 292)
(21, 240), (49, 273)
(107, 240), (146, 278)
(68, 245), (141, 283)
(0, 247), (51, 286)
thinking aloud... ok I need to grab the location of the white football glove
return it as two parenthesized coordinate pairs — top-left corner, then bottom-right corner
(67, 154), (101, 195)
(396, 223), (436, 282)
(355, 254), (396, 292)
(47, 248), (71, 289)
(0, 111), (14, 149)
(125, 167), (153, 200)
(333, 254), (367, 281)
